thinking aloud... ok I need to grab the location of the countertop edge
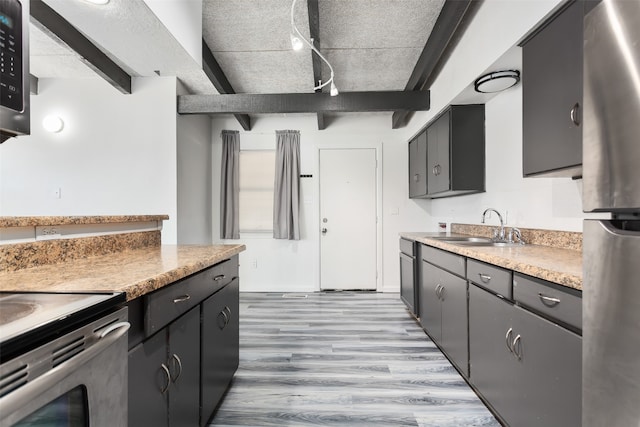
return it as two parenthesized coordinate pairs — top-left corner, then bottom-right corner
(0, 215), (170, 228)
(120, 245), (246, 301)
(400, 232), (582, 291)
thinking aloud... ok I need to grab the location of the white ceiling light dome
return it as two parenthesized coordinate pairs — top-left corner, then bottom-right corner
(474, 70), (521, 93)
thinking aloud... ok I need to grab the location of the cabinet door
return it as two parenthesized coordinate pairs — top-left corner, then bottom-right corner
(419, 261), (442, 342)
(400, 252), (415, 314)
(168, 307), (201, 427)
(468, 284), (519, 423)
(408, 131), (427, 198)
(200, 278), (240, 426)
(522, 1), (583, 176)
(427, 111), (450, 194)
(128, 330), (169, 427)
(509, 305), (582, 427)
(439, 269), (468, 377)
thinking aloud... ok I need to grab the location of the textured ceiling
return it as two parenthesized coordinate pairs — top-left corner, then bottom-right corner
(32, 0), (447, 101)
(203, 0), (445, 94)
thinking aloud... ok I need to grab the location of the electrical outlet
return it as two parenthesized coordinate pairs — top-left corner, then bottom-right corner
(36, 226), (62, 240)
(53, 187), (61, 199)
(252, 259), (258, 268)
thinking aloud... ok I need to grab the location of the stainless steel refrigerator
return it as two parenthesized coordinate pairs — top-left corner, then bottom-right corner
(583, 1), (640, 425)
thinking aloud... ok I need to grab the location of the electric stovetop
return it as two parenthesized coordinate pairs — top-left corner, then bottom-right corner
(0, 292), (125, 362)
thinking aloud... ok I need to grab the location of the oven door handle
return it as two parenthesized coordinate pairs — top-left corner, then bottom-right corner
(0, 321), (130, 418)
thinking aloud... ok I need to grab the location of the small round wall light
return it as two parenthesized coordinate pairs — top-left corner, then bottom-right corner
(42, 115), (65, 133)
(474, 70), (521, 93)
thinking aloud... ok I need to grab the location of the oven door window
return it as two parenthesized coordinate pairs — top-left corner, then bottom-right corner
(14, 386), (88, 426)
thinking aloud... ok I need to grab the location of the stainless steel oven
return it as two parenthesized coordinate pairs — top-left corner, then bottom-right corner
(0, 293), (129, 427)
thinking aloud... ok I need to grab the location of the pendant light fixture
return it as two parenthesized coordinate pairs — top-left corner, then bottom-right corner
(290, 0), (338, 96)
(474, 70), (520, 93)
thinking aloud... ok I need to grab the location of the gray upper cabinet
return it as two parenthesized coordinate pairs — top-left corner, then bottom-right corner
(427, 110), (451, 195)
(408, 104), (484, 199)
(427, 105), (485, 198)
(522, 0), (584, 177)
(408, 131), (427, 198)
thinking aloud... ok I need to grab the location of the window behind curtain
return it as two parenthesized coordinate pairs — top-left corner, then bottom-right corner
(239, 150), (276, 233)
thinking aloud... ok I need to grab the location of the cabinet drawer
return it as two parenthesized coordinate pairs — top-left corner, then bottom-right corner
(421, 245), (465, 277)
(467, 259), (513, 299)
(400, 238), (415, 256)
(513, 273), (582, 330)
(144, 258), (238, 336)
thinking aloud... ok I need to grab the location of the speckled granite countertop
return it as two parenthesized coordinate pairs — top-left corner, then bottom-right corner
(0, 244), (245, 301)
(400, 231), (582, 291)
(0, 215), (169, 227)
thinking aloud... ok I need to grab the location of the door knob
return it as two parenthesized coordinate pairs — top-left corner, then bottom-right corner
(321, 228), (327, 234)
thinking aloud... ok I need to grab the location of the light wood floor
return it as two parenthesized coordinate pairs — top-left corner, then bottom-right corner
(209, 291), (499, 427)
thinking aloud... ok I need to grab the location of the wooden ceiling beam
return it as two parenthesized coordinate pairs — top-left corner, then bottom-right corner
(306, 0), (326, 130)
(30, 0), (131, 94)
(391, 0), (477, 129)
(201, 40), (251, 130)
(178, 91), (430, 115)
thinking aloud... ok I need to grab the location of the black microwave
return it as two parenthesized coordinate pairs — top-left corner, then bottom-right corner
(0, 0), (29, 143)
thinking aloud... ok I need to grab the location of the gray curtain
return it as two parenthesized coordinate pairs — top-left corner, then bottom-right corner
(220, 130), (240, 239)
(273, 130), (301, 240)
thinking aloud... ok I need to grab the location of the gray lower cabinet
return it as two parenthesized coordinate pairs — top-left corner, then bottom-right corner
(128, 306), (200, 427)
(201, 278), (240, 426)
(469, 283), (581, 426)
(128, 323), (169, 427)
(128, 257), (239, 427)
(420, 258), (468, 377)
(169, 308), (201, 427)
(399, 238), (419, 317)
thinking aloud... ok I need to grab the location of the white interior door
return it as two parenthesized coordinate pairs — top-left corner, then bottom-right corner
(319, 148), (378, 290)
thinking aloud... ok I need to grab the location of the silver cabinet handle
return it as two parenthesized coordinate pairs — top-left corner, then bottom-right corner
(435, 284), (442, 299)
(170, 354), (183, 382)
(160, 363), (171, 394)
(223, 306), (231, 320)
(505, 328), (514, 353)
(213, 274), (225, 281)
(439, 285), (445, 300)
(432, 164), (442, 176)
(322, 228), (328, 235)
(218, 310), (229, 330)
(414, 173), (420, 182)
(173, 294), (191, 303)
(570, 102), (580, 126)
(512, 334), (522, 360)
(538, 293), (560, 307)
(478, 273), (491, 283)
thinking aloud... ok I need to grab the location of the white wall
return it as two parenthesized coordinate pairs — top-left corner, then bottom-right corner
(0, 77), (179, 243)
(211, 113), (412, 293)
(143, 0), (203, 67)
(177, 102), (213, 244)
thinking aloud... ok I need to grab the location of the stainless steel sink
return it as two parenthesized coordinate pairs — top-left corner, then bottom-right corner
(448, 240), (522, 247)
(430, 235), (523, 247)
(430, 236), (493, 243)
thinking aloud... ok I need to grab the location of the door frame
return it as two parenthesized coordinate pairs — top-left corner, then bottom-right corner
(315, 142), (383, 292)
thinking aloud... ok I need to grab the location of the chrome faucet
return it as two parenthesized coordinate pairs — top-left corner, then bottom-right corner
(481, 208), (506, 242)
(508, 227), (526, 245)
